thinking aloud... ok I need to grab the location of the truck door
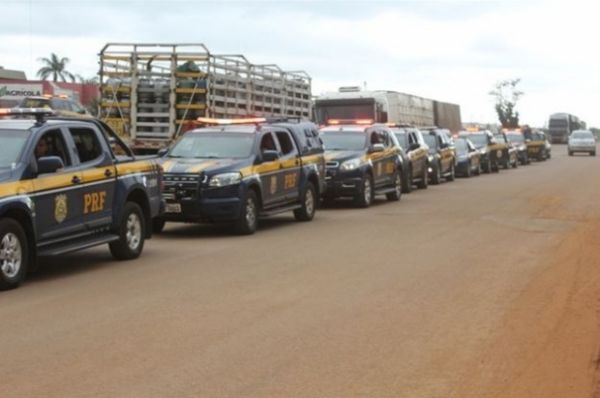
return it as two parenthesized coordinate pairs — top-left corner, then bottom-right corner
(257, 132), (281, 208)
(274, 130), (301, 203)
(65, 126), (116, 230)
(368, 130), (388, 187)
(31, 127), (86, 242)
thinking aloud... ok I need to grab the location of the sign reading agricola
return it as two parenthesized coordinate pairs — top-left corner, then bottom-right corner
(0, 84), (43, 99)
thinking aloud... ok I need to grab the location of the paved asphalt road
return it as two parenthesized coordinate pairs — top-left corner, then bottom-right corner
(2, 149), (599, 397)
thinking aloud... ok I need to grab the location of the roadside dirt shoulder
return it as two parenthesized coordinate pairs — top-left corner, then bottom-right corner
(454, 218), (600, 397)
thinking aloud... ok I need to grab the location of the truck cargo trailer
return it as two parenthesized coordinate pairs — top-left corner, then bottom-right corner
(99, 43), (312, 152)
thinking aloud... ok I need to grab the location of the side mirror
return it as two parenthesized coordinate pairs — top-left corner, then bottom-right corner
(409, 142), (420, 151)
(261, 150), (280, 162)
(368, 143), (385, 153)
(37, 156), (64, 174)
(157, 148), (169, 157)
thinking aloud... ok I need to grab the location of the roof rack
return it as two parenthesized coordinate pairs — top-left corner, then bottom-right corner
(0, 108), (56, 124)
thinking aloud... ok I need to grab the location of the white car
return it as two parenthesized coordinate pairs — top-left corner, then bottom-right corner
(568, 130), (596, 156)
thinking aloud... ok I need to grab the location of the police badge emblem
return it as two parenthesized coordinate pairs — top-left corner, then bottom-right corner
(54, 194), (68, 223)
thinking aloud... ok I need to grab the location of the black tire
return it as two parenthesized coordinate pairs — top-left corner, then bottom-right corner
(502, 154), (510, 169)
(152, 217), (166, 233)
(0, 219), (29, 291)
(446, 163), (455, 181)
(110, 202), (146, 260)
(465, 162), (472, 178)
(355, 174), (374, 208)
(386, 171), (402, 201)
(234, 189), (259, 235)
(592, 152), (596, 157)
(568, 151), (573, 156)
(401, 166), (412, 194)
(430, 162), (442, 185)
(416, 163), (428, 189)
(294, 182), (316, 221)
(482, 159), (491, 173)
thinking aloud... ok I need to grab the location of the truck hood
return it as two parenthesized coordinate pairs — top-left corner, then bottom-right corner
(160, 157), (251, 175)
(324, 150), (365, 163)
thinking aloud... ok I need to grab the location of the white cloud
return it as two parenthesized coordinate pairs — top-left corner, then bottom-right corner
(1, 0), (599, 126)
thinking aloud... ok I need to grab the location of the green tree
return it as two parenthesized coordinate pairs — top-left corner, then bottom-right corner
(489, 79), (524, 128)
(75, 74), (99, 84)
(36, 53), (76, 82)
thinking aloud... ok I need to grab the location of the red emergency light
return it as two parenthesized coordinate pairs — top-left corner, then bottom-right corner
(196, 117), (267, 125)
(327, 119), (374, 126)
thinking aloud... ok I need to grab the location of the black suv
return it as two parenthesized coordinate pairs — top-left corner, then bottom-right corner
(155, 118), (325, 235)
(388, 124), (429, 192)
(420, 128), (456, 184)
(320, 120), (403, 207)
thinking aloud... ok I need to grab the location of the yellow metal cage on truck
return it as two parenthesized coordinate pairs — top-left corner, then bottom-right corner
(98, 43), (312, 153)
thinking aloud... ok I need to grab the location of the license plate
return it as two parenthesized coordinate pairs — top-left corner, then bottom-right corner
(165, 203), (182, 213)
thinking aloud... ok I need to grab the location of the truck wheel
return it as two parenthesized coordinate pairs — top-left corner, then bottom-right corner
(446, 163), (455, 181)
(592, 151), (596, 157)
(401, 166), (412, 193)
(355, 174), (374, 208)
(386, 171), (402, 201)
(110, 202), (146, 260)
(568, 151), (573, 156)
(234, 190), (258, 235)
(431, 162), (441, 185)
(502, 155), (510, 169)
(465, 163), (472, 178)
(0, 219), (29, 291)
(294, 182), (316, 221)
(417, 165), (428, 189)
(152, 217), (166, 233)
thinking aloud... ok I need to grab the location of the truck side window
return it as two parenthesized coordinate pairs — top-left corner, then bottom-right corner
(260, 133), (277, 152)
(69, 128), (103, 163)
(35, 129), (71, 166)
(275, 131), (297, 156)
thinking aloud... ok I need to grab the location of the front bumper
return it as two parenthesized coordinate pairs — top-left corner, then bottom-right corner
(161, 185), (244, 222)
(569, 145), (595, 152)
(324, 168), (363, 198)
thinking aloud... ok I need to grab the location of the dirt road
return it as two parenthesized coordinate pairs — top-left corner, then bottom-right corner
(2, 150), (600, 397)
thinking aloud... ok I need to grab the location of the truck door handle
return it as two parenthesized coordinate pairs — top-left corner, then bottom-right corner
(71, 176), (81, 184)
(104, 169), (113, 177)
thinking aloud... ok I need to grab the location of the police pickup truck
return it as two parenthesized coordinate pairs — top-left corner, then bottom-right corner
(320, 120), (403, 207)
(154, 117), (325, 235)
(0, 109), (163, 290)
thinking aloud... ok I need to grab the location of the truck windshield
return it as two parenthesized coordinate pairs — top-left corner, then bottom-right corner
(506, 134), (524, 143)
(320, 132), (367, 151)
(454, 139), (468, 154)
(0, 130), (30, 168)
(169, 133), (254, 159)
(466, 134), (488, 147)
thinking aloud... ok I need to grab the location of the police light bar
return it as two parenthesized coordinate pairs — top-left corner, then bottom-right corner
(196, 117), (267, 125)
(385, 122), (413, 128)
(327, 119), (374, 125)
(0, 108), (55, 116)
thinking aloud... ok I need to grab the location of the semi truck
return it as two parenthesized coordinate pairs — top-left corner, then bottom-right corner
(548, 113), (584, 144)
(313, 87), (462, 132)
(99, 43), (312, 153)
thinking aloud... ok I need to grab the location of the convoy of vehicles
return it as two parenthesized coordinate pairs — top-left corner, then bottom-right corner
(320, 119), (403, 207)
(0, 106), (568, 290)
(548, 113), (584, 144)
(153, 117), (325, 234)
(17, 95), (91, 118)
(568, 130), (596, 156)
(0, 108), (163, 290)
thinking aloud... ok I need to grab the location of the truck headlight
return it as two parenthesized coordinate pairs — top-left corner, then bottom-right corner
(340, 158), (362, 171)
(209, 172), (242, 187)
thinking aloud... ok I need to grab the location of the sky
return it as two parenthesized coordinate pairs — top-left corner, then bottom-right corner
(1, 0), (599, 127)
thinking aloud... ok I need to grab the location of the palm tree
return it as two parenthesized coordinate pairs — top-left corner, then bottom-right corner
(37, 53), (75, 82)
